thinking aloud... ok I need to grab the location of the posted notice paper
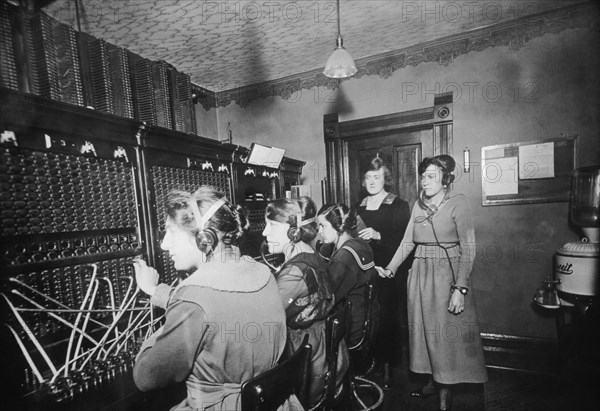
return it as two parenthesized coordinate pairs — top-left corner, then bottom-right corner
(518, 142), (555, 179)
(483, 156), (518, 196)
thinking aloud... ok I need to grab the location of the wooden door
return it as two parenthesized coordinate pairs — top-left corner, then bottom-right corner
(324, 93), (453, 205)
(347, 129), (433, 207)
(394, 144), (421, 208)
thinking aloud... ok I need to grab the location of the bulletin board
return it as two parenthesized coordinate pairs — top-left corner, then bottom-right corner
(481, 135), (578, 206)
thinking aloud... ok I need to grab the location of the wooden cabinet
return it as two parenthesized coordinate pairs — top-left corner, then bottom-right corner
(231, 148), (305, 257)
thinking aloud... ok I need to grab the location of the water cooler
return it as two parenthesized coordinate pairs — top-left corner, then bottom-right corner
(534, 166), (599, 383)
(555, 166), (599, 306)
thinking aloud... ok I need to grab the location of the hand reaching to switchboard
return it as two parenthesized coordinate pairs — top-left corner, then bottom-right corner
(132, 259), (159, 297)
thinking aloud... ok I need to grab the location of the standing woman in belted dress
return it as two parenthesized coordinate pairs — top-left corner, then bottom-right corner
(356, 157), (411, 388)
(378, 155), (487, 411)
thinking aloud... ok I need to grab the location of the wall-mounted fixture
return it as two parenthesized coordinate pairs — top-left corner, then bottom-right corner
(323, 0), (357, 79)
(463, 147), (470, 173)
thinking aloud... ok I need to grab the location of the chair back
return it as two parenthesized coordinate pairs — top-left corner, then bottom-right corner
(241, 334), (312, 411)
(348, 282), (376, 351)
(346, 284), (385, 410)
(309, 301), (351, 410)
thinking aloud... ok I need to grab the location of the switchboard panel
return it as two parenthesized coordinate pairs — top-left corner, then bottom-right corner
(0, 116), (153, 407)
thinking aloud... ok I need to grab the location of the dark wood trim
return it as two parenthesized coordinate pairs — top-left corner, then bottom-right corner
(323, 113), (341, 203)
(142, 125), (235, 162)
(482, 333), (559, 375)
(0, 87), (140, 145)
(280, 157), (305, 174)
(339, 108), (434, 138)
(324, 93), (454, 205)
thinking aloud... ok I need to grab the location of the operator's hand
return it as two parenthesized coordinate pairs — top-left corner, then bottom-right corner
(358, 227), (381, 241)
(375, 266), (394, 278)
(448, 290), (465, 315)
(132, 259), (159, 297)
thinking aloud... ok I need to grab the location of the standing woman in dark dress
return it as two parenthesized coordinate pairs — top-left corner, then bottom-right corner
(357, 157), (411, 389)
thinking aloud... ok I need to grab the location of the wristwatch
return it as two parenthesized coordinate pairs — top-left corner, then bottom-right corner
(451, 285), (469, 295)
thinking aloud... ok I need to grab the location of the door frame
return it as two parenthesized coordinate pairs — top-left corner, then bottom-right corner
(323, 92), (454, 205)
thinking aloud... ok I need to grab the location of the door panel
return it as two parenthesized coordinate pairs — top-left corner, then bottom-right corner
(395, 144), (421, 208)
(347, 129), (433, 207)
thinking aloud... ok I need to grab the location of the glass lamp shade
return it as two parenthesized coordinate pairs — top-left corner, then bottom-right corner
(323, 36), (357, 78)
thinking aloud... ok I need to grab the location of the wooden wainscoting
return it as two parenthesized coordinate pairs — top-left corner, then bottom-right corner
(482, 333), (559, 375)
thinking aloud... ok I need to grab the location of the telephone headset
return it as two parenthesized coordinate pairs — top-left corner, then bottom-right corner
(260, 241), (279, 273)
(287, 213), (315, 243)
(260, 207), (316, 274)
(316, 204), (348, 261)
(417, 190), (441, 218)
(189, 197), (227, 254)
(417, 158), (455, 214)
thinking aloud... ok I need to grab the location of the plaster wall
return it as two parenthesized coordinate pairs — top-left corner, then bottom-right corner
(211, 26), (599, 339)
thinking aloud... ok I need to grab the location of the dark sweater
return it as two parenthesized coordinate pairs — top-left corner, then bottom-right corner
(357, 193), (411, 267)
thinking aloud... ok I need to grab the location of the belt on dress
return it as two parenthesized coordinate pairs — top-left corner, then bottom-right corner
(415, 242), (459, 247)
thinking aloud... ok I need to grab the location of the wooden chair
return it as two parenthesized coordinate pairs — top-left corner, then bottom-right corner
(308, 301), (352, 411)
(348, 283), (376, 352)
(348, 283), (384, 411)
(241, 334), (312, 411)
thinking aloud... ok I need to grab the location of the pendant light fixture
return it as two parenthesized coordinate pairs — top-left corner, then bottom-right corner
(323, 0), (357, 79)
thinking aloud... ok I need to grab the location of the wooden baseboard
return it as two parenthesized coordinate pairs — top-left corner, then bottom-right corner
(481, 333), (559, 375)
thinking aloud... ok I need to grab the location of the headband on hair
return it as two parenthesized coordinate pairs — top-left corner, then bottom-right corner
(337, 205), (346, 223)
(296, 214), (315, 227)
(190, 197), (227, 230)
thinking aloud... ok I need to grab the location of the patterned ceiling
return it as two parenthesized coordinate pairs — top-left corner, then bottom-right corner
(44, 0), (586, 91)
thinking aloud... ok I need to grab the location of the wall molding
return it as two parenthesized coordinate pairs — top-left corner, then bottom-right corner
(482, 333), (559, 375)
(212, 2), (599, 109)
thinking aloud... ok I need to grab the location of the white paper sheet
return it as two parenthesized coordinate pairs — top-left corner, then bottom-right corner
(518, 142), (555, 179)
(483, 156), (519, 196)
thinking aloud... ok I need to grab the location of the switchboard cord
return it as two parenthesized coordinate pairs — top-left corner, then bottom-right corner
(65, 264), (98, 378)
(4, 262), (171, 387)
(11, 290), (104, 349)
(4, 324), (45, 384)
(98, 277), (119, 343)
(73, 287), (141, 375)
(1, 293), (58, 375)
(9, 278), (108, 329)
(72, 279), (100, 370)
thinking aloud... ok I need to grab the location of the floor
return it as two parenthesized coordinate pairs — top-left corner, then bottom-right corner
(361, 344), (599, 411)
(10, 348), (599, 411)
(8, 324), (598, 411)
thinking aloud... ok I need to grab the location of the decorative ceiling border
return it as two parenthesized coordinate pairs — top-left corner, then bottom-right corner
(191, 85), (217, 111)
(209, 1), (598, 109)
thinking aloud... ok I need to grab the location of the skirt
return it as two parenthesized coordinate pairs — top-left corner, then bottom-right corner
(407, 256), (488, 384)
